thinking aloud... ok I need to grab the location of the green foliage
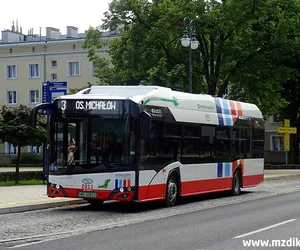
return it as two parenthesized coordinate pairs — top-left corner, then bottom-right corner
(84, 0), (300, 117)
(68, 82), (93, 94)
(0, 105), (46, 147)
(0, 105), (46, 183)
(11, 153), (42, 165)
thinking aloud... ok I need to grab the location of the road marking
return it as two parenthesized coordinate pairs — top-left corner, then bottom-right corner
(0, 231), (74, 244)
(233, 219), (297, 239)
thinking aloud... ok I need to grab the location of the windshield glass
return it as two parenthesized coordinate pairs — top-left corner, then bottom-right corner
(49, 100), (137, 175)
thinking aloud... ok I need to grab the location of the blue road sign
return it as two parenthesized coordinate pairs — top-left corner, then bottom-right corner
(49, 81), (67, 88)
(41, 81), (68, 115)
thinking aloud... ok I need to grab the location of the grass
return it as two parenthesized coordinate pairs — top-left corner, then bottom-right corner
(0, 179), (45, 186)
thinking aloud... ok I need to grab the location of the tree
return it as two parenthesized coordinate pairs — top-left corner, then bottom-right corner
(84, 0), (300, 117)
(0, 105), (46, 184)
(68, 82), (93, 94)
(272, 57), (300, 164)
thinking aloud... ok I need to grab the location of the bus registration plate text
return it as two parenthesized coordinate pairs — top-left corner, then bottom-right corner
(78, 192), (97, 198)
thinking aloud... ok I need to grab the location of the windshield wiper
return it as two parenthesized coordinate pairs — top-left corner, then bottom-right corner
(95, 149), (114, 170)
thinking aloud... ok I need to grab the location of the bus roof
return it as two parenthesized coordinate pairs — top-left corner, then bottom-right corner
(58, 85), (263, 120)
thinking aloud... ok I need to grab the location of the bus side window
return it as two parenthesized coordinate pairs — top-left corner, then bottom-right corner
(200, 126), (215, 163)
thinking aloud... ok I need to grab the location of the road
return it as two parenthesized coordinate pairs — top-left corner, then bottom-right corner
(1, 178), (300, 249)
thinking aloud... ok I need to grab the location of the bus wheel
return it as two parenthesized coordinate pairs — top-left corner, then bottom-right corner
(165, 175), (178, 207)
(87, 199), (104, 208)
(232, 170), (241, 196)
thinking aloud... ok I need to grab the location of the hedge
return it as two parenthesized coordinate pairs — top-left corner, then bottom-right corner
(0, 171), (43, 182)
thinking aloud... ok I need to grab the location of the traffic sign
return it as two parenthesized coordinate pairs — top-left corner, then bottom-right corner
(277, 127), (297, 134)
(277, 119), (297, 165)
(41, 81), (68, 115)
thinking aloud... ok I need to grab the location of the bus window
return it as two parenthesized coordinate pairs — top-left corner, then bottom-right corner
(200, 125), (215, 162)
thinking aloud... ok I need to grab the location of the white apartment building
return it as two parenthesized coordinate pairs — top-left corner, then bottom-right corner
(0, 22), (118, 156)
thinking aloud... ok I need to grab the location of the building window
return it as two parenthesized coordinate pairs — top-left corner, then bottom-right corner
(51, 60), (57, 68)
(29, 64), (40, 78)
(51, 73), (57, 81)
(6, 65), (17, 79)
(5, 142), (17, 154)
(29, 90), (40, 104)
(28, 145), (41, 154)
(68, 61), (80, 76)
(270, 114), (281, 123)
(270, 135), (284, 151)
(6, 91), (17, 104)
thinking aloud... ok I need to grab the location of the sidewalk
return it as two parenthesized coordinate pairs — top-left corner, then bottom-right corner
(0, 169), (300, 215)
(0, 185), (86, 214)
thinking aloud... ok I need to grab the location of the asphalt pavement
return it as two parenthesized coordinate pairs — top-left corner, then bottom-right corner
(2, 189), (300, 250)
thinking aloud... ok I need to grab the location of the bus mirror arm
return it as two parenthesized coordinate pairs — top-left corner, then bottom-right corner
(30, 103), (52, 128)
(140, 111), (151, 140)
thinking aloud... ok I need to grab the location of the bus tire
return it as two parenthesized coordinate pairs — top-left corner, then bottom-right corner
(232, 169), (241, 196)
(165, 174), (178, 207)
(87, 199), (104, 208)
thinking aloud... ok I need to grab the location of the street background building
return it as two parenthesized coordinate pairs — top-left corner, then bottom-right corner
(0, 21), (117, 160)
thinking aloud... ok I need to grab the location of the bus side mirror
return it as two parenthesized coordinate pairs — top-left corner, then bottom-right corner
(140, 111), (151, 140)
(30, 103), (52, 128)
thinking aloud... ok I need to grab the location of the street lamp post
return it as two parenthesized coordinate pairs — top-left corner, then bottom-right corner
(181, 17), (199, 93)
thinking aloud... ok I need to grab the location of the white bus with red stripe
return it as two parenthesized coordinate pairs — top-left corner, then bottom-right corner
(31, 85), (264, 207)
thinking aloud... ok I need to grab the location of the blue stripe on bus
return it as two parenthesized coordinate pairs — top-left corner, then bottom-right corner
(218, 113), (224, 126)
(217, 163), (223, 177)
(222, 99), (230, 115)
(215, 98), (222, 114)
(225, 163), (231, 177)
(225, 114), (232, 126)
(115, 179), (119, 189)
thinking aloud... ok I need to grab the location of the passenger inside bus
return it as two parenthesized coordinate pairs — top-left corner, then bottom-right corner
(68, 137), (76, 163)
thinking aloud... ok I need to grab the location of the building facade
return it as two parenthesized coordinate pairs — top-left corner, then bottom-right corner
(264, 115), (285, 164)
(0, 24), (117, 159)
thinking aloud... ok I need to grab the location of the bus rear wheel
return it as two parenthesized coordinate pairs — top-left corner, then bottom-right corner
(232, 170), (241, 196)
(165, 175), (178, 207)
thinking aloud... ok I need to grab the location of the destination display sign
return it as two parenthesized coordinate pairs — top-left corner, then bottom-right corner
(54, 99), (137, 117)
(74, 100), (117, 110)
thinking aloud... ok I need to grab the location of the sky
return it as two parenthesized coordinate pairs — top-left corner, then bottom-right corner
(0, 0), (112, 38)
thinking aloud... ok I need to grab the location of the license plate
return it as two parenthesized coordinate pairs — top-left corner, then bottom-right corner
(78, 192), (97, 198)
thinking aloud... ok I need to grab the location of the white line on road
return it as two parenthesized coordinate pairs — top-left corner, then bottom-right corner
(233, 219), (297, 239)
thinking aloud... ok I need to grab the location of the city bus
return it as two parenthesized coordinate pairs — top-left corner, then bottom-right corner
(31, 85), (264, 207)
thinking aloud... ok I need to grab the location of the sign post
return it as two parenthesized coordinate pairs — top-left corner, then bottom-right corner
(41, 81), (68, 190)
(276, 119), (297, 166)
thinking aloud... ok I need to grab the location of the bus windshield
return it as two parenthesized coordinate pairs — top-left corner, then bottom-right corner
(49, 100), (137, 175)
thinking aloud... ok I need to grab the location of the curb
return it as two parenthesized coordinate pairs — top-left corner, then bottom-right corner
(0, 199), (87, 215)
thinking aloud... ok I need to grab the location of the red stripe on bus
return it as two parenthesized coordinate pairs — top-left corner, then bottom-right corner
(139, 174), (263, 201)
(229, 101), (236, 115)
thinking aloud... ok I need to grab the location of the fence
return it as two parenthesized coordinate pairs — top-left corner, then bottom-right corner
(0, 152), (43, 166)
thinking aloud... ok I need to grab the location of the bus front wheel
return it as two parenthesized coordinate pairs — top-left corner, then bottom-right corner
(165, 175), (178, 207)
